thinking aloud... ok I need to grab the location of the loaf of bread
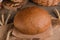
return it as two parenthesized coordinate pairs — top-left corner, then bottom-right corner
(32, 0), (59, 6)
(14, 6), (51, 35)
(3, 0), (27, 10)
